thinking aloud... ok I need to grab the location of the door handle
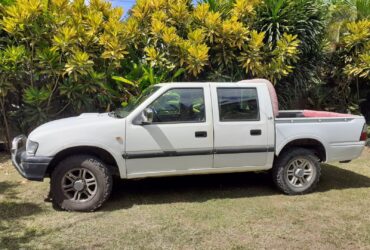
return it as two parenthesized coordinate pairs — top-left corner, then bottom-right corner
(195, 131), (207, 138)
(250, 129), (262, 136)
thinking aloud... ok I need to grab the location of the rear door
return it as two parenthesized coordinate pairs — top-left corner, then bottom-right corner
(211, 83), (272, 169)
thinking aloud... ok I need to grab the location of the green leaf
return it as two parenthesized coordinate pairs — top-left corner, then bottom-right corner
(112, 76), (137, 86)
(172, 68), (185, 80)
(23, 87), (50, 105)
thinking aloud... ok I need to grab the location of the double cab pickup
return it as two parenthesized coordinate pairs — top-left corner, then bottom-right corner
(11, 79), (367, 211)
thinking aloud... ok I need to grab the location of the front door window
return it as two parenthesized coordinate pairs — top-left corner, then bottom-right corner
(148, 88), (205, 123)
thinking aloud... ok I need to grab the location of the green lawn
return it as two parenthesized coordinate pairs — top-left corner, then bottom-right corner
(1, 149), (370, 249)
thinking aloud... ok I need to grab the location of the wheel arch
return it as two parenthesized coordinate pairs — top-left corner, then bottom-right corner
(277, 138), (327, 162)
(46, 146), (120, 177)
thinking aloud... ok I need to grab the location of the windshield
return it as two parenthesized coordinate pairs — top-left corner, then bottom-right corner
(113, 86), (161, 118)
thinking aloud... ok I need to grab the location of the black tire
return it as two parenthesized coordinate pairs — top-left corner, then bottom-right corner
(51, 155), (112, 212)
(272, 147), (321, 195)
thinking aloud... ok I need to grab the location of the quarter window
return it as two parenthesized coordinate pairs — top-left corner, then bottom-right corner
(217, 88), (259, 121)
(149, 88), (205, 123)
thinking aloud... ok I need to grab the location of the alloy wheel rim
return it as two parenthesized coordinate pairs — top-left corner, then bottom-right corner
(285, 158), (315, 188)
(61, 168), (97, 202)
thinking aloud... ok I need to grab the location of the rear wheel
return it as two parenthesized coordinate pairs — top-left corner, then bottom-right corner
(51, 155), (112, 212)
(272, 148), (321, 195)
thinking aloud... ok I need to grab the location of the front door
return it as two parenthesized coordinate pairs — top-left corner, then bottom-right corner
(125, 86), (214, 177)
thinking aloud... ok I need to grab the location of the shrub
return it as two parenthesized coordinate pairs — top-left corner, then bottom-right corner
(0, 0), (301, 148)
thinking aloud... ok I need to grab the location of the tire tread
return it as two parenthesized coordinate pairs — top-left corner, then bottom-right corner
(272, 147), (321, 195)
(51, 155), (112, 212)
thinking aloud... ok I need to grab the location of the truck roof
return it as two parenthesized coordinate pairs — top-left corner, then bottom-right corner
(155, 78), (272, 87)
(155, 79), (279, 116)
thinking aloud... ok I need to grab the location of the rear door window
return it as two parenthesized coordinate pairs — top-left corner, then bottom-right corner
(217, 88), (259, 121)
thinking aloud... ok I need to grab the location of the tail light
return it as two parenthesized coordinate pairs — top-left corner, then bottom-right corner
(360, 124), (368, 141)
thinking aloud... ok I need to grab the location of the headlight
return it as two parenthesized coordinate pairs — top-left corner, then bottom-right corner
(26, 140), (39, 155)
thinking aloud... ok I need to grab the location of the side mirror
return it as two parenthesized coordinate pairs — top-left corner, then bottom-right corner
(141, 107), (154, 125)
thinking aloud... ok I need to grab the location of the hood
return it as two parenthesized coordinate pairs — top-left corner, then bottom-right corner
(28, 113), (117, 140)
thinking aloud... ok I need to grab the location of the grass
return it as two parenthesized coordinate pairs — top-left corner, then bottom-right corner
(1, 149), (370, 249)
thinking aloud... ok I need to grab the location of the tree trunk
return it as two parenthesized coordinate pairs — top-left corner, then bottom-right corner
(0, 98), (11, 152)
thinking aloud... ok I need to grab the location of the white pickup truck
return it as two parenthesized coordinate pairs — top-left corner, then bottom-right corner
(11, 79), (367, 211)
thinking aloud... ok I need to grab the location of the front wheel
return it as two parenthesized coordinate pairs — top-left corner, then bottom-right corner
(272, 148), (321, 195)
(51, 155), (112, 212)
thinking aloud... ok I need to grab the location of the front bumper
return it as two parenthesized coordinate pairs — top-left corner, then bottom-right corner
(11, 135), (52, 181)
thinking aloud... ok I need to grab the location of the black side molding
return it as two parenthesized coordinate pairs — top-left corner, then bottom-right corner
(339, 160), (351, 163)
(123, 147), (275, 159)
(123, 150), (213, 159)
(214, 147), (274, 154)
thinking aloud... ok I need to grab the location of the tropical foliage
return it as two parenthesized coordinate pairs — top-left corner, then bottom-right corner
(0, 0), (369, 149)
(0, 0), (131, 147)
(321, 0), (370, 114)
(255, 0), (327, 108)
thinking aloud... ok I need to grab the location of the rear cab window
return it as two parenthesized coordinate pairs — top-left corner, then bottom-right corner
(217, 88), (260, 121)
